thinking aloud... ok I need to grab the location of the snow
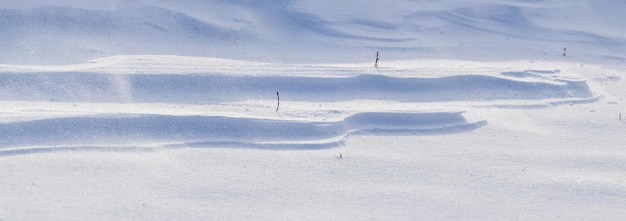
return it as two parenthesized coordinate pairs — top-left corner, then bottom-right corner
(1, 0), (626, 220)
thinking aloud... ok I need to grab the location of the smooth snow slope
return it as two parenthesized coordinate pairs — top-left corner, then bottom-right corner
(0, 0), (625, 64)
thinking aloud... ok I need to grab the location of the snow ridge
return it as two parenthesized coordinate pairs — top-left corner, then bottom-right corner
(0, 71), (593, 103)
(0, 112), (486, 154)
(0, 56), (597, 152)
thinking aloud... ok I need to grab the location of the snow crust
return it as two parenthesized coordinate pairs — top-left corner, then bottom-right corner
(1, 0), (626, 220)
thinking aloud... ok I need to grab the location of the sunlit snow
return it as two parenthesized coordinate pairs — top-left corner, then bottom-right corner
(1, 0), (625, 220)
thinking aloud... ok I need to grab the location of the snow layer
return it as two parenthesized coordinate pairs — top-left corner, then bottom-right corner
(1, 0), (626, 220)
(0, 0), (625, 64)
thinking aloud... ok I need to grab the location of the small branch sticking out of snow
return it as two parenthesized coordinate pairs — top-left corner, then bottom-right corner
(374, 51), (379, 68)
(276, 91), (280, 112)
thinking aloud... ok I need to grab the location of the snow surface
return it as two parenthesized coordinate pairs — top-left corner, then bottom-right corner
(1, 0), (626, 220)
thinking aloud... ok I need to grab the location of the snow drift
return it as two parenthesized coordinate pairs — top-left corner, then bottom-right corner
(0, 71), (593, 103)
(0, 56), (597, 150)
(0, 112), (486, 152)
(1, 1), (625, 220)
(1, 0), (625, 64)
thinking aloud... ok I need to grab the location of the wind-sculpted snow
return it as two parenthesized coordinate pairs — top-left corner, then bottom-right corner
(0, 57), (599, 153)
(1, 0), (626, 219)
(1, 0), (625, 64)
(0, 112), (486, 154)
(0, 72), (593, 103)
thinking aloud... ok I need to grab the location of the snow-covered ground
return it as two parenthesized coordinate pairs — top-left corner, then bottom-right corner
(1, 0), (626, 220)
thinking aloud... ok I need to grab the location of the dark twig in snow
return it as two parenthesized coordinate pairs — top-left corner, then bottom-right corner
(374, 51), (379, 68)
(276, 91), (280, 111)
